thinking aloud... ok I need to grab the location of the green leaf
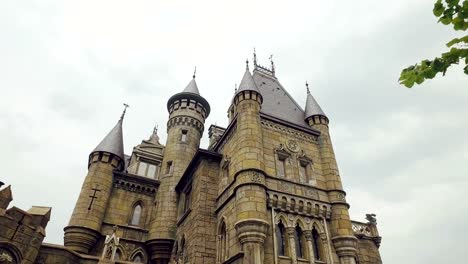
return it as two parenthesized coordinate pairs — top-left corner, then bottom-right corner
(434, 1), (445, 16)
(440, 16), (453, 24)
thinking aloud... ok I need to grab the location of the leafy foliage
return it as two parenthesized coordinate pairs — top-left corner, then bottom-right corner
(399, 0), (468, 88)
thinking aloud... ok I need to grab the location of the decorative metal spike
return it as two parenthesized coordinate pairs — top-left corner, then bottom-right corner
(120, 103), (129, 121)
(193, 66), (197, 79)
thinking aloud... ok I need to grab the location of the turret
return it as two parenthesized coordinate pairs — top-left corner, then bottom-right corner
(147, 74), (210, 263)
(304, 83), (358, 263)
(64, 108), (126, 254)
(231, 61), (270, 263)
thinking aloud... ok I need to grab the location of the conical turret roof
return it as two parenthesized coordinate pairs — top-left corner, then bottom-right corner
(167, 74), (211, 117)
(92, 117), (125, 161)
(236, 63), (261, 94)
(182, 77), (200, 94)
(304, 85), (326, 119)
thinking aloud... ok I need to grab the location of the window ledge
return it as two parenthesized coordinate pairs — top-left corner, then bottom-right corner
(278, 256), (291, 260)
(176, 209), (192, 226)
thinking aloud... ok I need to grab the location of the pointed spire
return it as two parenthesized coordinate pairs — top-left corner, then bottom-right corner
(236, 60), (261, 94)
(182, 68), (200, 94)
(148, 124), (160, 144)
(92, 106), (125, 161)
(304, 82), (326, 119)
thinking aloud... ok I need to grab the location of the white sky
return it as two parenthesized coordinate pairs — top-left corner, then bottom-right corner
(1, 1), (468, 263)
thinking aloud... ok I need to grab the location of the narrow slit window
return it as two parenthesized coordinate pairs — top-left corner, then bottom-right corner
(299, 164), (307, 183)
(181, 130), (188, 142)
(166, 161), (173, 174)
(277, 158), (286, 177)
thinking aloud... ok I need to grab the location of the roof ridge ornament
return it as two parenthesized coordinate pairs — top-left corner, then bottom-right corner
(252, 50), (276, 78)
(306, 81), (310, 94)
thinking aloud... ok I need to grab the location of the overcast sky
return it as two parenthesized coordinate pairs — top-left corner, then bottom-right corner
(1, 1), (467, 263)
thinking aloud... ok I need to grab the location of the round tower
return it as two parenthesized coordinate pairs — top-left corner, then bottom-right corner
(304, 84), (358, 263)
(146, 75), (210, 263)
(64, 109), (126, 254)
(231, 62), (269, 263)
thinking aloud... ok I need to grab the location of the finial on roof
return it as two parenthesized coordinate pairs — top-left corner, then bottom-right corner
(235, 83), (237, 93)
(148, 124), (160, 144)
(120, 103), (129, 121)
(253, 48), (257, 66)
(306, 81), (310, 94)
(246, 59), (249, 71)
(193, 66), (197, 79)
(269, 54), (275, 73)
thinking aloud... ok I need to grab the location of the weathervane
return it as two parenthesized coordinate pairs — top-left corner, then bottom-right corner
(306, 81), (310, 94)
(193, 66), (197, 79)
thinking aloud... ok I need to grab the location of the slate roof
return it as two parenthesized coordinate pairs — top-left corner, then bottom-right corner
(92, 119), (125, 161)
(252, 70), (310, 128)
(182, 78), (200, 94)
(237, 68), (261, 94)
(305, 89), (326, 119)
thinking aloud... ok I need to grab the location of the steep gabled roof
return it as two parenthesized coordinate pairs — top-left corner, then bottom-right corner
(252, 70), (309, 128)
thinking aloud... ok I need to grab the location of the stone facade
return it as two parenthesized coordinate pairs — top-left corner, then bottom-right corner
(0, 59), (383, 264)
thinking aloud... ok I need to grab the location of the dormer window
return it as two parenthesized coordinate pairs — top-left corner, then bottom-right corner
(136, 161), (159, 179)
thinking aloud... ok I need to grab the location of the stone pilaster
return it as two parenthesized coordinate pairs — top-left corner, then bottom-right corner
(286, 227), (297, 264)
(303, 230), (315, 264)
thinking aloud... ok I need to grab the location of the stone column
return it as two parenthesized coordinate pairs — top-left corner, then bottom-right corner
(303, 230), (315, 264)
(235, 219), (269, 264)
(286, 227), (297, 264)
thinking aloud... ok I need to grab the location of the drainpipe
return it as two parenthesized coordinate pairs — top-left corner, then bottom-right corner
(272, 208), (278, 264)
(322, 217), (334, 264)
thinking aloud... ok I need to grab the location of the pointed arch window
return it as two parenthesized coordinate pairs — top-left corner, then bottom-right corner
(312, 227), (322, 261)
(294, 224), (306, 259)
(132, 253), (144, 263)
(276, 220), (288, 256)
(218, 220), (228, 262)
(130, 204), (142, 226)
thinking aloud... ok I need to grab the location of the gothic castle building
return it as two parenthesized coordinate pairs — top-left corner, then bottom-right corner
(0, 57), (382, 264)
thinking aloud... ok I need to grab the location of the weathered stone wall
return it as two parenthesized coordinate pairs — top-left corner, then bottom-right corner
(175, 159), (219, 264)
(356, 239), (382, 264)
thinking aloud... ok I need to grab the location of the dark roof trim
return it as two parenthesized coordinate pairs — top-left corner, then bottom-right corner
(175, 149), (222, 192)
(213, 115), (238, 152)
(260, 112), (321, 136)
(167, 92), (211, 117)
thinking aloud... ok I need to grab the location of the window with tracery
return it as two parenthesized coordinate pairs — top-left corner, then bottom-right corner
(132, 253), (144, 263)
(276, 220), (288, 256)
(312, 227), (322, 260)
(294, 224), (306, 259)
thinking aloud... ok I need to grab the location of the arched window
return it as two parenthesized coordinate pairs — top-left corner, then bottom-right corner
(294, 224), (306, 259)
(179, 236), (186, 262)
(114, 249), (122, 261)
(132, 253), (144, 263)
(218, 221), (228, 262)
(131, 204), (142, 226)
(312, 227), (322, 260)
(276, 220), (288, 256)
